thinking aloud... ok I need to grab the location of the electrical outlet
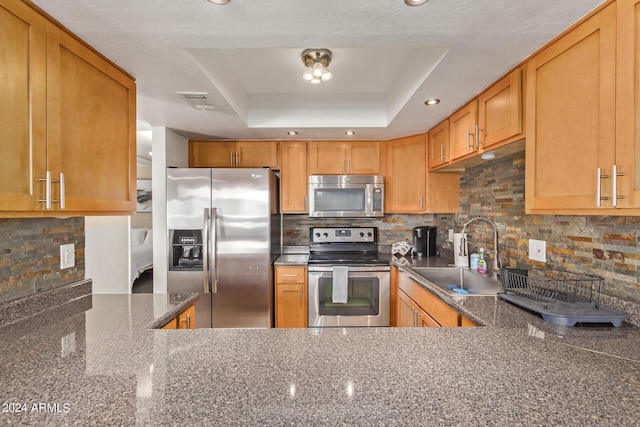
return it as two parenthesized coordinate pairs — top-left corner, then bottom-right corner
(60, 243), (75, 269)
(447, 229), (454, 243)
(528, 239), (546, 263)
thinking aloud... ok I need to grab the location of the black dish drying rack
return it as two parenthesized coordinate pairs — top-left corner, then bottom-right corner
(499, 269), (628, 327)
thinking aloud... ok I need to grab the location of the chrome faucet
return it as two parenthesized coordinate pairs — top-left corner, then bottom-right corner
(459, 216), (501, 279)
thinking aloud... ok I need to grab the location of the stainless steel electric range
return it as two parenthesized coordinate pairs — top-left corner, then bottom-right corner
(307, 227), (390, 327)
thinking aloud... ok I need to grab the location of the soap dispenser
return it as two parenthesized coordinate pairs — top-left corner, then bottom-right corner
(477, 248), (488, 275)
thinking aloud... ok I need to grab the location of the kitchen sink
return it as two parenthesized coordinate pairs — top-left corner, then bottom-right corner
(411, 267), (503, 296)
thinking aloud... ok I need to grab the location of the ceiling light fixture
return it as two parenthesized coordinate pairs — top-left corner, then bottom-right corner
(207, 0), (230, 4)
(404, 0), (429, 6)
(425, 98), (440, 106)
(301, 49), (333, 84)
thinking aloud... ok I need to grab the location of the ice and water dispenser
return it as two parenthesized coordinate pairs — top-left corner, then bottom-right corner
(169, 230), (203, 271)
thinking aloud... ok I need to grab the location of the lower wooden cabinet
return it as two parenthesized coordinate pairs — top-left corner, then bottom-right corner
(395, 267), (475, 327)
(275, 266), (308, 328)
(161, 304), (196, 329)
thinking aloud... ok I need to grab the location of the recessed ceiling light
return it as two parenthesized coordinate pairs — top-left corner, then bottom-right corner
(345, 130), (356, 136)
(404, 0), (429, 6)
(207, 0), (230, 4)
(287, 131), (298, 136)
(425, 98), (440, 106)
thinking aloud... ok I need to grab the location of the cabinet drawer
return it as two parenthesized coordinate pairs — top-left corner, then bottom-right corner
(398, 273), (461, 327)
(275, 266), (306, 284)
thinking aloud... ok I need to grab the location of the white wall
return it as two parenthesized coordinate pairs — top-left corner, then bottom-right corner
(151, 127), (188, 293)
(85, 215), (131, 293)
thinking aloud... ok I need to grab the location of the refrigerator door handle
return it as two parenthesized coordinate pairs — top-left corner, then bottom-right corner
(202, 208), (212, 294)
(210, 207), (218, 293)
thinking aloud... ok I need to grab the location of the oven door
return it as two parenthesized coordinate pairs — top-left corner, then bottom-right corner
(308, 266), (390, 327)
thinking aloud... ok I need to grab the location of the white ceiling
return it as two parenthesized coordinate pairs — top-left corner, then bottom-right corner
(32, 0), (604, 163)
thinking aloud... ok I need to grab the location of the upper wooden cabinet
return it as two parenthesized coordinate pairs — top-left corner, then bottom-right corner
(0, 0), (136, 216)
(525, 3), (637, 214)
(449, 100), (479, 162)
(307, 141), (381, 175)
(386, 135), (459, 213)
(189, 141), (279, 169)
(428, 119), (450, 170)
(0, 0), (47, 212)
(477, 67), (524, 149)
(279, 141), (308, 213)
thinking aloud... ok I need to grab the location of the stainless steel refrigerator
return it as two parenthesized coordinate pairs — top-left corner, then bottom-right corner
(166, 168), (281, 328)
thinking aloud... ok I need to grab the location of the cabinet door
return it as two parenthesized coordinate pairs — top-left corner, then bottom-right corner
(397, 290), (418, 327)
(236, 141), (279, 168)
(307, 141), (346, 174)
(0, 0), (47, 212)
(525, 4), (616, 212)
(190, 141), (235, 167)
(275, 284), (307, 328)
(428, 119), (450, 170)
(385, 135), (426, 212)
(449, 100), (478, 161)
(46, 23), (136, 213)
(177, 305), (196, 329)
(280, 142), (308, 213)
(346, 141), (381, 174)
(616, 0), (640, 208)
(478, 68), (523, 149)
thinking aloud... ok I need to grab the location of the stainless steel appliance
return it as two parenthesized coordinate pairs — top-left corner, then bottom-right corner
(308, 175), (384, 218)
(167, 168), (281, 328)
(307, 227), (390, 327)
(413, 226), (437, 257)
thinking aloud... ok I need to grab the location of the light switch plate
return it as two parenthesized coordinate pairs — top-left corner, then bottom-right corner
(60, 243), (75, 269)
(528, 239), (546, 263)
(447, 229), (454, 243)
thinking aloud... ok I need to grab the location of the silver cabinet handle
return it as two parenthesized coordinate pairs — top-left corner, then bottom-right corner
(347, 160), (351, 173)
(38, 171), (52, 210)
(475, 124), (480, 148)
(230, 152), (234, 166)
(596, 168), (609, 207)
(342, 160), (345, 174)
(179, 313), (191, 329)
(467, 129), (474, 151)
(58, 173), (65, 209)
(440, 144), (445, 161)
(612, 165), (625, 207)
(300, 285), (303, 303)
(419, 195), (424, 210)
(235, 151), (239, 167)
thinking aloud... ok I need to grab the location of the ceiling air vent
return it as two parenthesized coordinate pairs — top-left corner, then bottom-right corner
(176, 92), (216, 111)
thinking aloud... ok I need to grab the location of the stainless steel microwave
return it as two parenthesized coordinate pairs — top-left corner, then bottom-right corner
(308, 175), (384, 218)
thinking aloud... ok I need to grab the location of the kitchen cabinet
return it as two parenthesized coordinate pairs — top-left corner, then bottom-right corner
(615, 0), (640, 209)
(477, 67), (524, 150)
(428, 119), (450, 170)
(189, 141), (279, 169)
(385, 134), (459, 213)
(525, 2), (640, 214)
(307, 141), (381, 175)
(275, 266), (307, 328)
(449, 100), (479, 161)
(161, 304), (196, 329)
(395, 268), (474, 327)
(0, 0), (136, 215)
(279, 141), (308, 213)
(0, 0), (47, 212)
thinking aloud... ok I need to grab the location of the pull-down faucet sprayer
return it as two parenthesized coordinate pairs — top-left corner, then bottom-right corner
(459, 216), (501, 279)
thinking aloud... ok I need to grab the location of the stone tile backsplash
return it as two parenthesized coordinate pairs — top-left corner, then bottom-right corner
(0, 217), (85, 304)
(284, 151), (639, 303)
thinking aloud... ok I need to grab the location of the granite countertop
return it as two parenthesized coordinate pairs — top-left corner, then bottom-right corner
(1, 272), (639, 425)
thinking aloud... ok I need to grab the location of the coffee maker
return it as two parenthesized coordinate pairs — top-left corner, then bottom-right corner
(413, 226), (437, 257)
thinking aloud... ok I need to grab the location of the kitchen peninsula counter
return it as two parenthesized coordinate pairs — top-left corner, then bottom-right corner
(1, 286), (639, 425)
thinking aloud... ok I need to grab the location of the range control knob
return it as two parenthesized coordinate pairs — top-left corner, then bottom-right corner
(323, 232), (329, 238)
(315, 232), (321, 238)
(359, 232), (365, 237)
(367, 232), (373, 237)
